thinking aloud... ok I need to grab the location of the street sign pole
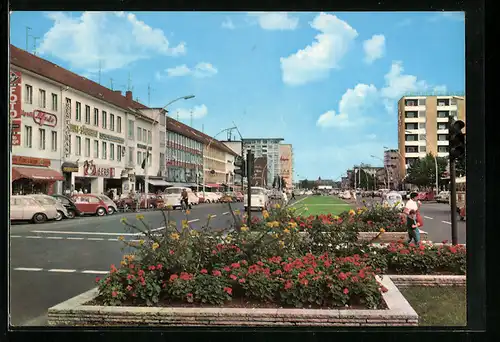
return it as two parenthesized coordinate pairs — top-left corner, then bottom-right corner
(246, 149), (253, 228)
(449, 158), (458, 245)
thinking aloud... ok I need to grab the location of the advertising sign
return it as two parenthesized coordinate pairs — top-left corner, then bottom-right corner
(10, 71), (22, 146)
(251, 157), (268, 187)
(83, 160), (115, 177)
(22, 110), (58, 127)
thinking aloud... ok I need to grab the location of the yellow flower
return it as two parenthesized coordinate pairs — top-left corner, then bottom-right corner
(273, 221), (280, 228)
(152, 242), (160, 251)
(266, 222), (274, 228)
(120, 260), (127, 266)
(272, 233), (279, 239)
(135, 214), (145, 220)
(185, 210), (191, 215)
(120, 218), (127, 224)
(262, 210), (269, 219)
(181, 220), (189, 229)
(166, 205), (173, 210)
(118, 235), (125, 241)
(278, 240), (285, 248)
(333, 215), (340, 220)
(189, 230), (199, 237)
(240, 225), (249, 232)
(139, 239), (145, 245)
(234, 209), (240, 215)
(170, 233), (180, 240)
(225, 234), (233, 242)
(357, 209), (363, 215)
(124, 254), (135, 261)
(283, 229), (290, 234)
(208, 214), (214, 219)
(275, 204), (281, 209)
(288, 222), (297, 229)
(348, 209), (356, 216)
(379, 228), (386, 233)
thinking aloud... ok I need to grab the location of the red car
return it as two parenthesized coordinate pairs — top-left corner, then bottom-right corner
(233, 192), (244, 202)
(416, 191), (434, 201)
(72, 194), (118, 216)
(115, 194), (165, 210)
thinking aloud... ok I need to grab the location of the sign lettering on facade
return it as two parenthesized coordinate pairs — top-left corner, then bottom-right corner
(22, 110), (58, 127)
(10, 71), (22, 146)
(63, 101), (71, 159)
(137, 143), (152, 151)
(70, 124), (99, 138)
(13, 155), (51, 167)
(99, 132), (125, 144)
(82, 160), (115, 177)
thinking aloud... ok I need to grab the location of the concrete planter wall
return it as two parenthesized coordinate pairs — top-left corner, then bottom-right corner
(48, 276), (418, 327)
(389, 275), (466, 288)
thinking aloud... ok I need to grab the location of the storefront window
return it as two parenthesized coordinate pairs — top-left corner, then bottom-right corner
(12, 179), (50, 195)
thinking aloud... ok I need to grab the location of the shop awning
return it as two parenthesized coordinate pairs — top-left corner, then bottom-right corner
(146, 179), (171, 186)
(61, 162), (79, 173)
(12, 166), (64, 182)
(206, 183), (221, 188)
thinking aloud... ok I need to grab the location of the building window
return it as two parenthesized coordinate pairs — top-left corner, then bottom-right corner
(117, 117), (122, 133)
(110, 143), (115, 160)
(419, 146), (426, 152)
(24, 126), (32, 148)
(117, 145), (122, 161)
(404, 99), (417, 106)
(39, 89), (46, 108)
(405, 134), (418, 141)
(438, 146), (449, 153)
(93, 108), (99, 126)
(137, 151), (142, 165)
(128, 147), (134, 163)
(137, 127), (142, 141)
(76, 102), (82, 121)
(25, 85), (33, 104)
(437, 123), (448, 130)
(102, 142), (107, 160)
(405, 123), (418, 130)
(51, 131), (57, 151)
(51, 93), (58, 111)
(437, 111), (449, 118)
(39, 128), (46, 150)
(160, 153), (165, 170)
(85, 106), (91, 124)
(93, 140), (99, 158)
(75, 136), (82, 156)
(85, 138), (90, 157)
(451, 98), (458, 105)
(418, 111), (426, 118)
(110, 114), (115, 131)
(450, 110), (457, 118)
(128, 120), (134, 140)
(438, 134), (449, 141)
(147, 130), (152, 144)
(143, 129), (147, 143)
(437, 99), (450, 106)
(418, 98), (426, 106)
(102, 111), (107, 129)
(419, 134), (426, 141)
(405, 111), (418, 119)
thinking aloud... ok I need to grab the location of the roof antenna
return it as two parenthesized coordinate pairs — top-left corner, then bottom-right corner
(147, 83), (155, 106)
(33, 36), (40, 55)
(98, 59), (102, 85)
(25, 26), (32, 51)
(109, 78), (114, 90)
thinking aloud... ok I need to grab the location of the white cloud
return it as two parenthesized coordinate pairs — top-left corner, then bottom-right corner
(248, 12), (299, 30)
(363, 34), (385, 64)
(160, 62), (218, 79)
(37, 11), (186, 72)
(280, 13), (358, 86)
(221, 17), (235, 29)
(174, 104), (208, 120)
(317, 84), (378, 128)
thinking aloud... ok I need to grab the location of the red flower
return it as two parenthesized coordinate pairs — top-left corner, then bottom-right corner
(187, 293), (193, 297)
(157, 264), (163, 270)
(442, 240), (449, 244)
(126, 285), (133, 291)
(180, 272), (192, 281)
(231, 263), (241, 269)
(230, 274), (237, 280)
(127, 274), (135, 280)
(239, 278), (246, 284)
(138, 270), (145, 277)
(212, 270), (222, 277)
(380, 286), (388, 293)
(223, 266), (231, 272)
(223, 287), (233, 295)
(241, 260), (248, 265)
(169, 250), (175, 255)
(169, 274), (179, 281)
(111, 291), (118, 297)
(129, 263), (135, 269)
(343, 288), (349, 295)
(95, 277), (101, 283)
(200, 269), (208, 274)
(338, 272), (348, 281)
(148, 265), (156, 271)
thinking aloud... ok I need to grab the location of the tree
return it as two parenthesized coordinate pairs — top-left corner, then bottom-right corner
(299, 179), (315, 190)
(406, 153), (448, 188)
(357, 169), (376, 190)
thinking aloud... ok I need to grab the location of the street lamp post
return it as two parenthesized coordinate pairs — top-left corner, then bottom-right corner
(370, 155), (388, 189)
(144, 95), (195, 209)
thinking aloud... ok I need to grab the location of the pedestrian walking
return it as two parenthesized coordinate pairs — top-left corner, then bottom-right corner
(291, 191), (296, 201)
(406, 209), (421, 244)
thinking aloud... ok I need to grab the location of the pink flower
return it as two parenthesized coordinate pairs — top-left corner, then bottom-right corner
(95, 277), (101, 283)
(187, 293), (193, 297)
(212, 270), (222, 277)
(169, 274), (179, 281)
(223, 266), (231, 272)
(200, 269), (208, 274)
(223, 287), (232, 295)
(126, 285), (133, 291)
(231, 263), (241, 269)
(343, 288), (349, 295)
(111, 291), (118, 297)
(156, 264), (163, 270)
(230, 274), (237, 280)
(148, 265), (156, 271)
(239, 278), (246, 284)
(169, 250), (175, 255)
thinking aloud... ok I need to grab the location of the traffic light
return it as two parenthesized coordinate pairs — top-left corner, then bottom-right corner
(449, 120), (465, 161)
(247, 153), (255, 178)
(234, 156), (246, 177)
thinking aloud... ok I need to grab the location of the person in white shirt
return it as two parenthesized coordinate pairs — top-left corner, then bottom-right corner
(404, 192), (423, 227)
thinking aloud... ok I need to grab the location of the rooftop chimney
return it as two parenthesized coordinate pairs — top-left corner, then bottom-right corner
(114, 90), (122, 95)
(125, 91), (132, 104)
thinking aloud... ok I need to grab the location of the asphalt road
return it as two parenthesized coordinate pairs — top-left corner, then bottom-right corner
(9, 202), (247, 327)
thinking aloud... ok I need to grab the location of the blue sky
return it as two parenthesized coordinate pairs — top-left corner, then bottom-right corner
(10, 11), (465, 180)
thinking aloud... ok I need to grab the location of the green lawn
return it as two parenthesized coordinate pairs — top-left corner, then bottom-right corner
(400, 287), (467, 326)
(291, 196), (352, 216)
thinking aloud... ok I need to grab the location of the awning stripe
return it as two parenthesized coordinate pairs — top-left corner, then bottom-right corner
(12, 167), (64, 182)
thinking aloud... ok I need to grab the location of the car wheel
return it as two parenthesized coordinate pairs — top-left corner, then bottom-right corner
(66, 210), (76, 219)
(55, 210), (64, 221)
(33, 213), (47, 224)
(96, 207), (107, 216)
(108, 207), (115, 215)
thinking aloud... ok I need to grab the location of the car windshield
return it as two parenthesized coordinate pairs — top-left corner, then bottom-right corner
(251, 189), (265, 195)
(33, 196), (57, 205)
(97, 195), (112, 202)
(164, 188), (182, 195)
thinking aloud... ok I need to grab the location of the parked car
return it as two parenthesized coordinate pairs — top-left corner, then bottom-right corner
(194, 192), (206, 203)
(203, 192), (221, 203)
(436, 191), (450, 203)
(11, 195), (60, 224)
(52, 194), (81, 218)
(72, 194), (118, 216)
(416, 191), (435, 201)
(30, 194), (69, 221)
(244, 187), (269, 211)
(233, 191), (244, 202)
(382, 192), (404, 210)
(162, 187), (196, 209)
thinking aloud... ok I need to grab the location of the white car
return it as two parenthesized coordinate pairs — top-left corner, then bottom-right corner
(383, 192), (404, 210)
(244, 187), (268, 211)
(30, 194), (69, 221)
(341, 191), (352, 199)
(204, 192), (221, 203)
(163, 187), (197, 209)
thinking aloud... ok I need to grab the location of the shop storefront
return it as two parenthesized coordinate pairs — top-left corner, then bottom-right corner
(72, 159), (120, 195)
(11, 156), (64, 195)
(61, 161), (79, 195)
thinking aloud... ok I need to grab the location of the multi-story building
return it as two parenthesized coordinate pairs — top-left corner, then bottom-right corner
(242, 138), (284, 186)
(279, 144), (293, 189)
(397, 95), (466, 177)
(203, 139), (237, 188)
(9, 44), (166, 195)
(384, 149), (401, 189)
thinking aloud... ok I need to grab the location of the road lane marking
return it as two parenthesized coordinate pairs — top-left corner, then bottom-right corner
(424, 216), (433, 219)
(46, 236), (63, 240)
(25, 236), (42, 239)
(81, 270), (108, 275)
(108, 238), (119, 241)
(87, 237), (104, 241)
(67, 237), (85, 240)
(149, 226), (165, 233)
(223, 212), (229, 215)
(31, 230), (141, 236)
(188, 219), (200, 223)
(47, 269), (77, 273)
(14, 267), (43, 272)
(10, 235), (22, 238)
(299, 204), (351, 206)
(442, 221), (452, 225)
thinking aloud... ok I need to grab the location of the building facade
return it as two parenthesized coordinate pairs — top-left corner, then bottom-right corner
(279, 144), (293, 189)
(384, 149), (401, 189)
(397, 95), (466, 177)
(242, 138), (284, 186)
(10, 45), (166, 196)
